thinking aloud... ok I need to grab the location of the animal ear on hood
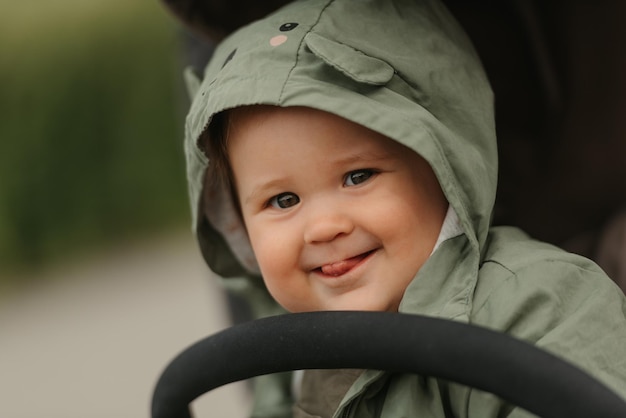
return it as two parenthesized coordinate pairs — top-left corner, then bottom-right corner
(304, 32), (394, 86)
(183, 66), (203, 99)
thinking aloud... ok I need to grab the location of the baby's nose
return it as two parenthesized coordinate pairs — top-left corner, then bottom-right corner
(303, 211), (354, 244)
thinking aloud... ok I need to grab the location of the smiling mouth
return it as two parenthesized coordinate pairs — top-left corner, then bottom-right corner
(317, 250), (376, 277)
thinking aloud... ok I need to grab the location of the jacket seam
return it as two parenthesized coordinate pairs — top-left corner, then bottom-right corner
(279, 0), (336, 102)
(472, 257), (605, 318)
(471, 260), (517, 316)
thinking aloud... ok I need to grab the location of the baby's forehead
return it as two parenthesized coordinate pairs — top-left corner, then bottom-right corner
(225, 104), (413, 152)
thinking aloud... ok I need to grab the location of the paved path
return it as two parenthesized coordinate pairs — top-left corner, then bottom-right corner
(0, 231), (251, 418)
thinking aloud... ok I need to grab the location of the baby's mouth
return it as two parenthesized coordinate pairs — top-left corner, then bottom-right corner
(318, 250), (375, 277)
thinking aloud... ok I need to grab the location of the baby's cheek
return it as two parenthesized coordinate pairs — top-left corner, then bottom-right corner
(249, 233), (289, 279)
(250, 235), (313, 311)
(251, 247), (285, 299)
(249, 239), (274, 273)
(367, 197), (410, 232)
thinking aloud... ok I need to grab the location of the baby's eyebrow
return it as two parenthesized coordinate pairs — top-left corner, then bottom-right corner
(243, 178), (285, 206)
(332, 150), (393, 166)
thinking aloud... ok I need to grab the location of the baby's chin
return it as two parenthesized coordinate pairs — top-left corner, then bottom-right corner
(283, 298), (400, 313)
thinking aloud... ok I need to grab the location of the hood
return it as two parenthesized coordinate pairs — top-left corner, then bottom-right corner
(184, 0), (497, 317)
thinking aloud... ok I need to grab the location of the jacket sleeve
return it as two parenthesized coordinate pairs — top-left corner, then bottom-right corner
(465, 254), (626, 416)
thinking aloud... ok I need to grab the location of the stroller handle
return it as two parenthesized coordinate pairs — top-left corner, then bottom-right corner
(151, 311), (626, 418)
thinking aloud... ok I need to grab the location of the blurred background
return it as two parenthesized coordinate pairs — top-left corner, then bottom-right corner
(0, 0), (249, 416)
(0, 0), (185, 272)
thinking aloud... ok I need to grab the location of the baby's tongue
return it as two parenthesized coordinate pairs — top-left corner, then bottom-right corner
(321, 254), (364, 276)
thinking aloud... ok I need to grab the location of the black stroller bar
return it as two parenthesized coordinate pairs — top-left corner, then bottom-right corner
(151, 311), (626, 418)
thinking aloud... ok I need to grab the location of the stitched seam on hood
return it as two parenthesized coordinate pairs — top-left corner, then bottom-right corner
(279, 0), (335, 102)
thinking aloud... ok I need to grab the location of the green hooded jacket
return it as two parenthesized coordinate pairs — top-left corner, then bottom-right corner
(182, 0), (626, 416)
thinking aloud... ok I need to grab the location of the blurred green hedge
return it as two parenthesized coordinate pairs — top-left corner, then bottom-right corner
(0, 1), (190, 274)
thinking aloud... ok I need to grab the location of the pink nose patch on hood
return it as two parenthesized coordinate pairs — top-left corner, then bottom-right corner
(320, 252), (371, 276)
(270, 35), (288, 46)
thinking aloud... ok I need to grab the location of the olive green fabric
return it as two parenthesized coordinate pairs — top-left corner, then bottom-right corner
(183, 0), (626, 417)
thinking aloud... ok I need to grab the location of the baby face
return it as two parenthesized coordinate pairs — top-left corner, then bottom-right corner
(228, 106), (447, 312)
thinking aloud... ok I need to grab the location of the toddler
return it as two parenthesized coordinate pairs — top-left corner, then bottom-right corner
(182, 0), (626, 416)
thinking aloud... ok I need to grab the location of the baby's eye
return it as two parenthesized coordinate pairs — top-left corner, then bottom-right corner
(344, 169), (376, 187)
(269, 192), (300, 209)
